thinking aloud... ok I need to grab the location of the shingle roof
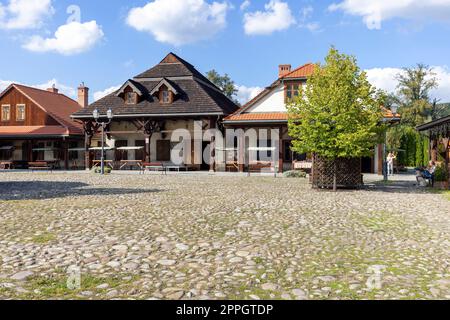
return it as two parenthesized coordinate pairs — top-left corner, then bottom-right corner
(0, 84), (83, 135)
(73, 53), (238, 118)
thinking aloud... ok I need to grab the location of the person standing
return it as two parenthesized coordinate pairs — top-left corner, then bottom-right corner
(387, 152), (394, 176)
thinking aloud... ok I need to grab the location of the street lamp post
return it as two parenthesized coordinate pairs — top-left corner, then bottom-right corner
(93, 109), (114, 175)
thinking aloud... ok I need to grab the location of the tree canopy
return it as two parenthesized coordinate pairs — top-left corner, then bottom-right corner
(288, 47), (384, 159)
(394, 64), (438, 126)
(206, 70), (239, 104)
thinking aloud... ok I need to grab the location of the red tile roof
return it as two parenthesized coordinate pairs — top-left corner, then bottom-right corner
(1, 84), (83, 135)
(281, 63), (316, 79)
(225, 113), (288, 122)
(0, 126), (72, 137)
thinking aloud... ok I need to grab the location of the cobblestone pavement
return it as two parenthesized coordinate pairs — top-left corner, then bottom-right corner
(0, 172), (449, 300)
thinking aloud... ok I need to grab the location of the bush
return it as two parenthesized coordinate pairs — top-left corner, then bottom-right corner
(283, 170), (307, 178)
(92, 167), (112, 174)
(434, 163), (449, 182)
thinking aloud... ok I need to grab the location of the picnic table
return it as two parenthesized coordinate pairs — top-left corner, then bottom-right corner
(28, 162), (53, 172)
(92, 160), (114, 169)
(119, 160), (143, 170)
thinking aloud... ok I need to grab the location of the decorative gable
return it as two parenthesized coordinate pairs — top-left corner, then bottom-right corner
(116, 80), (145, 105)
(150, 78), (179, 104)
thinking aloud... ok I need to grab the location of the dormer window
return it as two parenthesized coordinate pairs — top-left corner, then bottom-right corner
(151, 79), (178, 105)
(126, 92), (137, 104)
(161, 89), (170, 104)
(116, 80), (144, 105)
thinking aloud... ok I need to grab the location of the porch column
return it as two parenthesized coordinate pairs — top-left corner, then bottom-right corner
(27, 140), (33, 162)
(145, 134), (151, 163)
(209, 118), (216, 172)
(278, 127), (283, 174)
(377, 144), (383, 175)
(431, 138), (438, 162)
(84, 132), (92, 170)
(238, 129), (245, 173)
(63, 140), (69, 170)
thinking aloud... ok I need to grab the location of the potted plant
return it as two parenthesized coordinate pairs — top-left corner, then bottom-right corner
(92, 166), (112, 175)
(433, 163), (449, 190)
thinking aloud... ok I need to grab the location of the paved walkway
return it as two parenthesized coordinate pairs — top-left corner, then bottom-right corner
(0, 172), (448, 300)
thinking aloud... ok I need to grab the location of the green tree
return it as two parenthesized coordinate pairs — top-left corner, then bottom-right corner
(206, 70), (239, 104)
(395, 64), (438, 126)
(288, 47), (384, 190)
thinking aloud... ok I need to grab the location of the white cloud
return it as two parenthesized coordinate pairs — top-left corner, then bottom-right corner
(0, 78), (75, 97)
(93, 85), (121, 102)
(329, 0), (450, 30)
(23, 21), (104, 55)
(0, 0), (54, 29)
(366, 66), (450, 102)
(126, 0), (229, 46)
(240, 0), (251, 11)
(234, 85), (264, 104)
(0, 79), (13, 92)
(244, 0), (296, 35)
(299, 5), (322, 33)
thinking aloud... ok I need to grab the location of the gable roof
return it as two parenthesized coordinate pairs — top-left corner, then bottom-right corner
(281, 63), (316, 79)
(150, 78), (179, 96)
(0, 84), (83, 135)
(73, 53), (239, 118)
(116, 79), (146, 97)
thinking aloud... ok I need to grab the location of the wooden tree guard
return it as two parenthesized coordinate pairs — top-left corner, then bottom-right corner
(312, 155), (363, 189)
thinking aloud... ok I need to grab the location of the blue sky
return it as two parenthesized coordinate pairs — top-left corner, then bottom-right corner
(1, 0), (450, 103)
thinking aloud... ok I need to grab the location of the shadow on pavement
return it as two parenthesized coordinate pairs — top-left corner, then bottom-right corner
(0, 181), (161, 201)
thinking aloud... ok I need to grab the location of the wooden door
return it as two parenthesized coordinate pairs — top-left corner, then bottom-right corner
(156, 140), (171, 162)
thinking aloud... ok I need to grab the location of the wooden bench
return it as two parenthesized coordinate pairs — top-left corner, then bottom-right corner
(143, 162), (166, 175)
(28, 162), (52, 173)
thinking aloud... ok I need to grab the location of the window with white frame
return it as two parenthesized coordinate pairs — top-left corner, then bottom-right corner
(1, 105), (10, 121)
(16, 104), (26, 121)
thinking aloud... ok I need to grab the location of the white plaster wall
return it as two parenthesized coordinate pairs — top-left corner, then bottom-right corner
(246, 84), (287, 113)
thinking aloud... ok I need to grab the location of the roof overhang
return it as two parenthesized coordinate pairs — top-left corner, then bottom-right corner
(417, 115), (450, 131)
(223, 120), (288, 125)
(72, 112), (224, 120)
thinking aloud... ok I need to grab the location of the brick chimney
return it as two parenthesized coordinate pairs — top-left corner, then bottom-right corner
(47, 84), (59, 94)
(78, 82), (89, 108)
(279, 64), (292, 78)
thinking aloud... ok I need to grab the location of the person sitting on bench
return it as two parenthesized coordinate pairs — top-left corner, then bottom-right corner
(416, 161), (436, 187)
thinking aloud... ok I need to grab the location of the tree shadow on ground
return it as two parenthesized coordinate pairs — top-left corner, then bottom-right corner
(362, 180), (441, 194)
(0, 181), (161, 201)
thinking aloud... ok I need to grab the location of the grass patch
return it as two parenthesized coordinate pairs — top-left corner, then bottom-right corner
(21, 273), (139, 299)
(30, 232), (56, 244)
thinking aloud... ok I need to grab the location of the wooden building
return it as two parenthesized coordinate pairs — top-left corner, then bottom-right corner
(223, 63), (401, 174)
(417, 115), (450, 182)
(71, 53), (239, 170)
(0, 84), (85, 169)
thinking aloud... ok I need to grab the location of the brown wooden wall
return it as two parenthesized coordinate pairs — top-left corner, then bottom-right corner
(0, 87), (59, 126)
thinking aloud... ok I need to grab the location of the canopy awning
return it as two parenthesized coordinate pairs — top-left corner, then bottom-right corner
(248, 147), (276, 151)
(0, 146), (14, 150)
(32, 148), (57, 152)
(89, 147), (115, 151)
(216, 148), (238, 151)
(116, 147), (144, 150)
(68, 148), (86, 152)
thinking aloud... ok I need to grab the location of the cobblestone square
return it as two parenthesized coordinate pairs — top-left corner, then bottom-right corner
(0, 173), (449, 300)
